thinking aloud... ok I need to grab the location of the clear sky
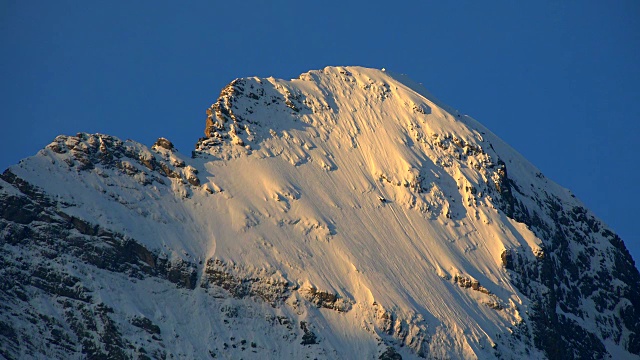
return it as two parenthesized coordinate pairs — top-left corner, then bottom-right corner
(1, 1), (638, 266)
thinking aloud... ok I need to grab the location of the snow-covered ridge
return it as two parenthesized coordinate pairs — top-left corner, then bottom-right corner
(1, 66), (638, 359)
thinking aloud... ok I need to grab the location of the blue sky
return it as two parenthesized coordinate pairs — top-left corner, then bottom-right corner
(1, 1), (638, 265)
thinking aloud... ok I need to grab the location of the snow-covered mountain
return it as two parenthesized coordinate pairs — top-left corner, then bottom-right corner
(1, 66), (638, 359)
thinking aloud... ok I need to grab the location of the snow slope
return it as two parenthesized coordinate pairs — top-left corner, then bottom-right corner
(1, 66), (638, 359)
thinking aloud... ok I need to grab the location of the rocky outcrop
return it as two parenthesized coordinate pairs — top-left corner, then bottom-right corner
(379, 346), (403, 360)
(201, 258), (293, 306)
(196, 77), (310, 155)
(45, 133), (200, 192)
(299, 285), (353, 312)
(299, 321), (318, 345)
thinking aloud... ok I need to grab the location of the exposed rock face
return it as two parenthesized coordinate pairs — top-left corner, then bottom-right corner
(153, 137), (174, 151)
(1, 66), (638, 359)
(489, 160), (640, 359)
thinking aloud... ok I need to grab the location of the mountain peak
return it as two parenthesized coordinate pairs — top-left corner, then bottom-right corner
(196, 66), (475, 158)
(1, 66), (638, 359)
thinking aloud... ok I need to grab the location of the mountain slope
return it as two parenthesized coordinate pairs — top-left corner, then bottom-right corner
(1, 66), (638, 359)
